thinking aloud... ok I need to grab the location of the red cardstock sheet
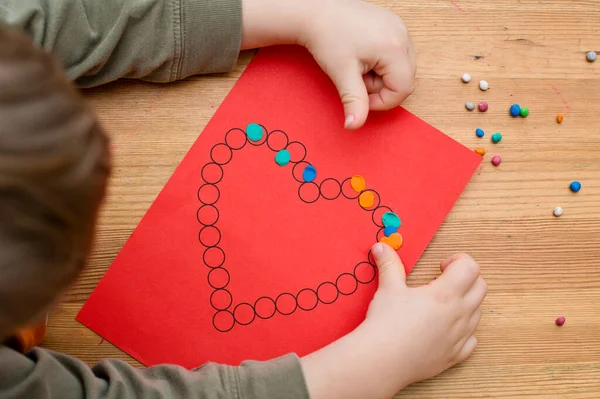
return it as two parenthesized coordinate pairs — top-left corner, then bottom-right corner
(77, 45), (481, 368)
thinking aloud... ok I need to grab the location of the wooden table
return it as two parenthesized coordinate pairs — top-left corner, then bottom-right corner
(42, 1), (600, 397)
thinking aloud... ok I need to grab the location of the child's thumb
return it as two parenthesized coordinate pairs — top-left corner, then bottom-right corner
(328, 61), (369, 129)
(371, 242), (407, 290)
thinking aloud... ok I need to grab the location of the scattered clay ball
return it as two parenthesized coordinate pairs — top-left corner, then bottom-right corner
(465, 102), (475, 111)
(520, 107), (529, 117)
(491, 156), (501, 166)
(476, 128), (485, 138)
(553, 206), (563, 217)
(557, 114), (564, 124)
(479, 80), (489, 91)
(570, 181), (582, 193)
(474, 147), (486, 156)
(555, 316), (566, 326)
(491, 133), (503, 143)
(509, 104), (521, 117)
(462, 73), (472, 83)
(478, 102), (488, 112)
(587, 51), (597, 62)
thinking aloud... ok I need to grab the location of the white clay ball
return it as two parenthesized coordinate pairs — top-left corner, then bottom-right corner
(462, 73), (471, 83)
(553, 207), (563, 217)
(479, 80), (489, 91)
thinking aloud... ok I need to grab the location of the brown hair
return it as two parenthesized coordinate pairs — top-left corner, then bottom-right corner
(0, 27), (111, 339)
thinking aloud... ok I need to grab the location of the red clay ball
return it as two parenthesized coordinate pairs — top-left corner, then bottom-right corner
(478, 102), (488, 112)
(555, 316), (566, 326)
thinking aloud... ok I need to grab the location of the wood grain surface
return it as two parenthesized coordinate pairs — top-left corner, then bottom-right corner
(41, 1), (600, 397)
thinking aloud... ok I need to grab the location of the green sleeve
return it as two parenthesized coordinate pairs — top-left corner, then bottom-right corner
(0, 345), (309, 398)
(0, 0), (242, 87)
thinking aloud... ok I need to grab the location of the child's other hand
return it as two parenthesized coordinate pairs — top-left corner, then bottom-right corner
(299, 0), (416, 129)
(365, 243), (487, 387)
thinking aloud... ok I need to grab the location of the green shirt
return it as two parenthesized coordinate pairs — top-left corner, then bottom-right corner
(0, 1), (309, 398)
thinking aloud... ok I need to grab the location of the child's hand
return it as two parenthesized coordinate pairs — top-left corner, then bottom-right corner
(364, 244), (487, 387)
(298, 0), (417, 129)
(302, 244), (486, 399)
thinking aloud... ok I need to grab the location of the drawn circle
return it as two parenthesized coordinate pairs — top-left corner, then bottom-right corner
(197, 184), (220, 205)
(297, 288), (318, 311)
(354, 262), (377, 284)
(254, 296), (276, 319)
(317, 282), (339, 304)
(225, 128), (248, 150)
(210, 289), (232, 310)
(208, 267), (230, 289)
(341, 177), (361, 200)
(233, 303), (256, 326)
(275, 292), (297, 315)
(367, 248), (376, 266)
(203, 246), (225, 268)
(201, 162), (224, 184)
(319, 178), (342, 200)
(199, 225), (221, 247)
(375, 227), (385, 242)
(357, 189), (380, 211)
(266, 129), (290, 152)
(213, 310), (235, 333)
(197, 204), (219, 226)
(287, 141), (307, 163)
(210, 143), (233, 165)
(298, 182), (320, 204)
(336, 273), (358, 296)
(292, 161), (312, 183)
(372, 206), (393, 228)
(247, 124), (267, 146)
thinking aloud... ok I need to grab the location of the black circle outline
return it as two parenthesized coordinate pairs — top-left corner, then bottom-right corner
(354, 261), (377, 284)
(225, 128), (248, 150)
(292, 161), (312, 183)
(197, 204), (220, 227)
(297, 288), (319, 311)
(317, 282), (339, 305)
(357, 189), (381, 211)
(375, 227), (385, 242)
(212, 310), (235, 333)
(210, 143), (233, 165)
(275, 292), (298, 316)
(210, 289), (233, 311)
(207, 267), (231, 290)
(254, 296), (277, 320)
(199, 225), (222, 247)
(341, 177), (361, 200)
(233, 302), (256, 326)
(201, 162), (224, 184)
(286, 141), (307, 163)
(247, 123), (268, 146)
(319, 178), (342, 201)
(197, 183), (221, 205)
(203, 246), (225, 268)
(298, 182), (320, 204)
(266, 129), (290, 152)
(336, 273), (359, 296)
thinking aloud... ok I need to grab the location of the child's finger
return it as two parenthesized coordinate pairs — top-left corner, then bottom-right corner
(370, 242), (407, 290)
(465, 277), (488, 311)
(467, 308), (482, 337)
(439, 253), (472, 273)
(457, 335), (478, 363)
(434, 256), (480, 295)
(369, 61), (414, 111)
(363, 72), (385, 94)
(328, 60), (370, 130)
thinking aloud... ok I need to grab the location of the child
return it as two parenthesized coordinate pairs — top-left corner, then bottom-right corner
(0, 1), (487, 398)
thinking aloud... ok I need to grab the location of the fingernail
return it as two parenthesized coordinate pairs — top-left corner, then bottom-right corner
(371, 242), (384, 257)
(344, 114), (355, 128)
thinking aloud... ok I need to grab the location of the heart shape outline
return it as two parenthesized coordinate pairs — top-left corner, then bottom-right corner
(196, 124), (400, 333)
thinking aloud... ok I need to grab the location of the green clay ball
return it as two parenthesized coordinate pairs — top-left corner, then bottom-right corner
(520, 107), (529, 117)
(491, 133), (502, 144)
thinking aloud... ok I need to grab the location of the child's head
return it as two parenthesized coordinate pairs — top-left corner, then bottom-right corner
(0, 27), (111, 340)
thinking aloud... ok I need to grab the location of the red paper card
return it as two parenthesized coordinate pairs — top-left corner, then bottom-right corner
(77, 45), (481, 368)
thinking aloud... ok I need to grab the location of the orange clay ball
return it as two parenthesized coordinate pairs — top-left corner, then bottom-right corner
(557, 114), (564, 124)
(358, 191), (375, 208)
(350, 175), (366, 193)
(379, 232), (403, 250)
(474, 147), (486, 156)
